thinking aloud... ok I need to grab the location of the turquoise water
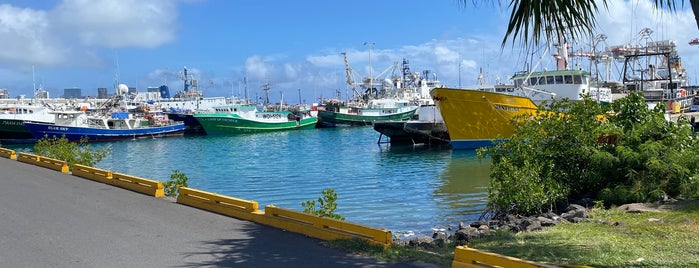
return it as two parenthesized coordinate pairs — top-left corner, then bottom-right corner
(10, 127), (491, 237)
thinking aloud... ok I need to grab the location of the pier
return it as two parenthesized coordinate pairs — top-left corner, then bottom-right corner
(0, 156), (420, 267)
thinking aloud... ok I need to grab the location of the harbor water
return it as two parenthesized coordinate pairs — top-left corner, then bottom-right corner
(9, 127), (491, 237)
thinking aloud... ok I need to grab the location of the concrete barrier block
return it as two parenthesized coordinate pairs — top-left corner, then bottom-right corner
(72, 164), (112, 184)
(452, 246), (560, 268)
(261, 205), (392, 247)
(111, 172), (165, 197)
(0, 148), (16, 160)
(17, 152), (39, 163)
(176, 187), (263, 221)
(36, 156), (70, 173)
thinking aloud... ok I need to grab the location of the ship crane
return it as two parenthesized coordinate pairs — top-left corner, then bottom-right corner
(341, 52), (363, 99)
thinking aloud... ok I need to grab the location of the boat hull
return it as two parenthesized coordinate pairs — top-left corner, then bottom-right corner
(166, 112), (206, 134)
(0, 119), (34, 140)
(431, 87), (538, 149)
(373, 120), (450, 145)
(23, 122), (185, 142)
(316, 108), (417, 127)
(194, 114), (318, 134)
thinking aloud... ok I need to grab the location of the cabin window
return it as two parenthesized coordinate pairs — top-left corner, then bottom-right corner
(546, 76), (554, 84)
(529, 77), (537, 86)
(555, 76), (563, 84)
(538, 77), (546, 85)
(582, 76), (588, 84)
(564, 75), (573, 84)
(514, 79), (523, 87)
(573, 75), (582, 84)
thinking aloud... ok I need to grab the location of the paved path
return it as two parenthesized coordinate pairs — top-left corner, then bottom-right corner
(0, 157), (429, 267)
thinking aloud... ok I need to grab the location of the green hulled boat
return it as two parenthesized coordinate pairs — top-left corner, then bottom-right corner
(316, 98), (418, 127)
(194, 105), (317, 134)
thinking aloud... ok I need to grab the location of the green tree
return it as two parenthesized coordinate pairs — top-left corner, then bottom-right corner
(302, 188), (345, 220)
(34, 135), (110, 168)
(163, 169), (189, 197)
(463, 1), (694, 48)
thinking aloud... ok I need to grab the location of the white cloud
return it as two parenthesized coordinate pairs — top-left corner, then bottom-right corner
(244, 55), (274, 81)
(52, 0), (177, 48)
(0, 4), (66, 67)
(0, 1), (178, 69)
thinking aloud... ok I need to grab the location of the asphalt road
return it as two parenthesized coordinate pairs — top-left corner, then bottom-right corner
(0, 157), (432, 267)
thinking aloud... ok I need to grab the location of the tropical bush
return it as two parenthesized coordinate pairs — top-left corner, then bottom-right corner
(163, 169), (189, 197)
(34, 135), (111, 168)
(478, 91), (699, 216)
(302, 188), (345, 220)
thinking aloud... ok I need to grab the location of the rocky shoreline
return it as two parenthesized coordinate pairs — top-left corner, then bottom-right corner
(394, 201), (680, 248)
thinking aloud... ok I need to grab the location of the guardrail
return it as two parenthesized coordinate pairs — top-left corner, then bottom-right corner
(72, 164), (113, 184)
(177, 187), (264, 221)
(16, 152), (69, 173)
(0, 148), (16, 160)
(175, 187), (392, 247)
(111, 172), (165, 197)
(261, 205), (392, 247)
(452, 246), (560, 268)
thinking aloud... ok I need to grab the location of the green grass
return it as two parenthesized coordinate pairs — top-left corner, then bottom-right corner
(329, 202), (699, 268)
(468, 202), (699, 267)
(327, 238), (454, 267)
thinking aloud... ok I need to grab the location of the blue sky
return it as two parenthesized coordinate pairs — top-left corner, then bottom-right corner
(1, 0), (698, 104)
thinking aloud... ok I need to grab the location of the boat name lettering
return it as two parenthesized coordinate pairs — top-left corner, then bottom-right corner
(494, 104), (520, 112)
(1, 121), (23, 126)
(48, 126), (69, 131)
(261, 114), (282, 119)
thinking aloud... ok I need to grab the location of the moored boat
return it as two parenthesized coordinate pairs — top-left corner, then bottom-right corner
(24, 110), (184, 142)
(431, 87), (538, 149)
(433, 41), (612, 150)
(373, 104), (450, 146)
(193, 104), (317, 134)
(0, 104), (55, 143)
(317, 56), (440, 127)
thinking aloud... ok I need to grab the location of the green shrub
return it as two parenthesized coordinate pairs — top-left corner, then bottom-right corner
(163, 169), (188, 197)
(480, 91), (699, 217)
(302, 188), (345, 220)
(33, 135), (110, 168)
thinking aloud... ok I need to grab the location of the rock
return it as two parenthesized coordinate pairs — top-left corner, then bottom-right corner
(453, 226), (481, 242)
(408, 236), (434, 248)
(618, 203), (661, 213)
(521, 218), (543, 231)
(562, 205), (588, 221)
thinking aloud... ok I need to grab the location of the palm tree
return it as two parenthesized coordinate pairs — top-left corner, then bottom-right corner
(470, 0), (696, 47)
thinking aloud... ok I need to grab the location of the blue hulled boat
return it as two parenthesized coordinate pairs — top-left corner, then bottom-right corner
(24, 110), (184, 142)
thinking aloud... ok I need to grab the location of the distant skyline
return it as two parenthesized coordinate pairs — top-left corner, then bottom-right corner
(1, 0), (698, 104)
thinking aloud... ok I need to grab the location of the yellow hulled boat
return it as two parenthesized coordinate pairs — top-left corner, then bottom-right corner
(430, 87), (538, 149)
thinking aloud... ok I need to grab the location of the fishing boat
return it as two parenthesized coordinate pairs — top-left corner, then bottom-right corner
(0, 103), (55, 143)
(316, 56), (440, 127)
(615, 34), (695, 113)
(23, 110), (184, 142)
(373, 104), (450, 146)
(193, 104), (317, 134)
(433, 41), (613, 150)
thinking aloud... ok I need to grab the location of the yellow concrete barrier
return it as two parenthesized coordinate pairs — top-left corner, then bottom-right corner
(452, 246), (559, 268)
(111, 172), (165, 197)
(0, 147), (16, 160)
(36, 155), (70, 173)
(72, 164), (113, 184)
(16, 152), (69, 173)
(177, 187), (263, 221)
(17, 152), (38, 163)
(261, 205), (392, 247)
